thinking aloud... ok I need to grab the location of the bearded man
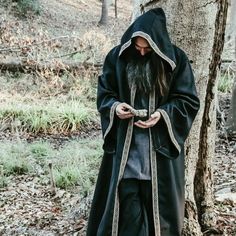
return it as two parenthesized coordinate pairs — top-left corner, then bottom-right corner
(87, 8), (200, 236)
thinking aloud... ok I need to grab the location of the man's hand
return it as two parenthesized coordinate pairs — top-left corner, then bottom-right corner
(116, 103), (135, 119)
(134, 111), (161, 128)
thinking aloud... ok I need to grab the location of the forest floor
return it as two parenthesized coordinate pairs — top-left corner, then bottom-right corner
(0, 0), (235, 235)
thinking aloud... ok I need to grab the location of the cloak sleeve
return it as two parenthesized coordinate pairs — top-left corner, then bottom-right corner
(152, 49), (200, 159)
(97, 48), (121, 153)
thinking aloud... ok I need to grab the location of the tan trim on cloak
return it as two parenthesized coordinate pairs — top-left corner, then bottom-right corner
(119, 31), (176, 71)
(111, 85), (161, 236)
(112, 84), (136, 236)
(149, 89), (161, 236)
(104, 101), (121, 139)
(157, 108), (181, 153)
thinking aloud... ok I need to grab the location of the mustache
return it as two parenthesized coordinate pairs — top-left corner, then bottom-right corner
(129, 45), (153, 61)
(124, 45), (169, 96)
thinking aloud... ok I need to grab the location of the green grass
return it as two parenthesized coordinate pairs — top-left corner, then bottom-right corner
(30, 141), (54, 167)
(0, 69), (98, 134)
(0, 175), (8, 188)
(17, 0), (41, 16)
(30, 141), (52, 158)
(0, 41), (102, 194)
(0, 141), (33, 176)
(0, 137), (103, 196)
(218, 73), (235, 93)
(0, 165), (8, 188)
(51, 139), (102, 195)
(0, 99), (97, 134)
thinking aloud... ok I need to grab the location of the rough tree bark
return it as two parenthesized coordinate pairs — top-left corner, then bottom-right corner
(132, 0), (228, 235)
(195, 0), (228, 232)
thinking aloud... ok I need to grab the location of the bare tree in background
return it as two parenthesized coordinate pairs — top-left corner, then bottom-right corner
(228, 0), (236, 40)
(132, 0), (228, 235)
(226, 80), (236, 136)
(226, 0), (236, 137)
(99, 0), (109, 25)
(115, 0), (118, 18)
(99, 0), (118, 25)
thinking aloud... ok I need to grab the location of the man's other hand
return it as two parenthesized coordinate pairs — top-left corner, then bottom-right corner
(116, 103), (134, 119)
(134, 111), (161, 128)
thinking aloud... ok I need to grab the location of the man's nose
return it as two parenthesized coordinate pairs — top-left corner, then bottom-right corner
(140, 49), (146, 56)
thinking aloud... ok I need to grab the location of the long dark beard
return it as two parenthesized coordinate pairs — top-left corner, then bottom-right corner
(124, 45), (169, 96)
(126, 58), (155, 94)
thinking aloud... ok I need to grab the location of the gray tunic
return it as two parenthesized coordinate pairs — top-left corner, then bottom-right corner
(123, 92), (151, 180)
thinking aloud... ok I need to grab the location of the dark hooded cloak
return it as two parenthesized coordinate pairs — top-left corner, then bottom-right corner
(87, 8), (200, 236)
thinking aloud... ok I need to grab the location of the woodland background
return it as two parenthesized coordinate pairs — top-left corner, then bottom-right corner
(0, 0), (235, 235)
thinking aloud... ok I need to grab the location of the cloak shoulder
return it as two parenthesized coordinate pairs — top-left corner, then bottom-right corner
(97, 46), (122, 153)
(153, 46), (200, 159)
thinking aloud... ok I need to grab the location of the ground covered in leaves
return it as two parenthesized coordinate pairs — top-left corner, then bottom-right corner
(0, 175), (88, 235)
(0, 94), (235, 236)
(213, 93), (236, 236)
(0, 132), (101, 236)
(0, 0), (235, 235)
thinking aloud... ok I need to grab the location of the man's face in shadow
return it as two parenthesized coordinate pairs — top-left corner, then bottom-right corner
(129, 37), (153, 63)
(134, 37), (152, 56)
(126, 37), (155, 94)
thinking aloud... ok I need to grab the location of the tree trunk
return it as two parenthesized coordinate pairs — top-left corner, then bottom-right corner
(225, 0), (236, 137)
(227, 0), (236, 40)
(114, 0), (118, 18)
(99, 0), (109, 25)
(195, 1), (228, 232)
(131, 0), (160, 22)
(226, 45), (236, 136)
(226, 80), (236, 136)
(0, 57), (102, 74)
(132, 0), (228, 234)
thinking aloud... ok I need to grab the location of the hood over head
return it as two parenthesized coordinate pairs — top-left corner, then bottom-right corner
(119, 8), (176, 70)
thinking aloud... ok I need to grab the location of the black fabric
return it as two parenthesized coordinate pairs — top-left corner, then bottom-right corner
(120, 8), (176, 66)
(87, 7), (200, 236)
(118, 179), (154, 236)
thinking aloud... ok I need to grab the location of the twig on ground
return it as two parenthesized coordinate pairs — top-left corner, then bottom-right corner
(49, 162), (56, 196)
